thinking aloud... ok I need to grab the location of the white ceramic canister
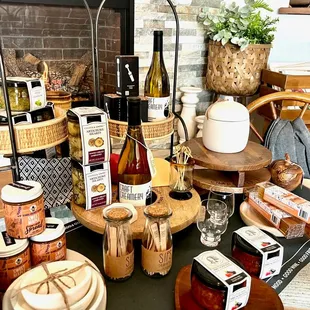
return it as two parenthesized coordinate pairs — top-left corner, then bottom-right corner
(0, 231), (31, 291)
(30, 217), (66, 266)
(1, 181), (46, 239)
(202, 100), (250, 153)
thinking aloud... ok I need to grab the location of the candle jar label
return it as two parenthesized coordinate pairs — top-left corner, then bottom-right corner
(4, 195), (45, 239)
(104, 251), (134, 280)
(141, 245), (173, 274)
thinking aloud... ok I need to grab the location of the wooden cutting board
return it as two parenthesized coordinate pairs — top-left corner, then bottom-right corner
(175, 265), (284, 310)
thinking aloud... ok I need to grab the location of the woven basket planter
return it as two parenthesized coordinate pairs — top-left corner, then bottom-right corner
(207, 41), (271, 96)
(109, 113), (175, 141)
(46, 91), (72, 111)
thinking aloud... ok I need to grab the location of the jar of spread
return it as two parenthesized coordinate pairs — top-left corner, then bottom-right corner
(103, 207), (134, 281)
(1, 181), (46, 239)
(30, 217), (66, 267)
(0, 231), (31, 291)
(232, 233), (262, 277)
(191, 250), (251, 310)
(141, 205), (173, 278)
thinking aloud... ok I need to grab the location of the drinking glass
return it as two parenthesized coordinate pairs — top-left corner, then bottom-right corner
(196, 199), (228, 247)
(208, 189), (235, 217)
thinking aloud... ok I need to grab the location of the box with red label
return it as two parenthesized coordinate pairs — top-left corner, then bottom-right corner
(68, 107), (110, 166)
(191, 250), (251, 310)
(248, 191), (305, 239)
(257, 182), (310, 224)
(72, 160), (112, 210)
(232, 226), (284, 279)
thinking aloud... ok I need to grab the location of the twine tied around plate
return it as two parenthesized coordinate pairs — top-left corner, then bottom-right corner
(12, 261), (95, 310)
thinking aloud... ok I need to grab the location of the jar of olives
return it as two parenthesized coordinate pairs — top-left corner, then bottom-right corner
(0, 81), (30, 111)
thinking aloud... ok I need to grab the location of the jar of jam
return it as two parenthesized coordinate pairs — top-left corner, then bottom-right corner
(30, 217), (66, 266)
(0, 231), (31, 291)
(141, 205), (173, 278)
(103, 207), (134, 281)
(1, 181), (46, 239)
(232, 233), (262, 277)
(191, 258), (227, 310)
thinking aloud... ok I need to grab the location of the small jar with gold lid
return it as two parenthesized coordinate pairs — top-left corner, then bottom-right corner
(102, 207), (134, 281)
(141, 205), (173, 278)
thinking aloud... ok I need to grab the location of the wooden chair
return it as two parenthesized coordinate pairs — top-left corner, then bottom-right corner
(247, 91), (310, 143)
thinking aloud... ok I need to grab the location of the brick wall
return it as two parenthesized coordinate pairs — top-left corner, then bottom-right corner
(0, 4), (121, 93)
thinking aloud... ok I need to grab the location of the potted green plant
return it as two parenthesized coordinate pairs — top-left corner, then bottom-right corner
(198, 0), (279, 96)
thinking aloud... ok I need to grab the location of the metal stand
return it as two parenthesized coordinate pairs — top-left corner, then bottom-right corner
(84, 0), (189, 158)
(0, 42), (20, 182)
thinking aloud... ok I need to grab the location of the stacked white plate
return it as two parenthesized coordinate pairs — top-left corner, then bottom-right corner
(2, 249), (107, 310)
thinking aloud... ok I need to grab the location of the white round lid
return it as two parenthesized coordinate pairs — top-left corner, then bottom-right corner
(0, 231), (29, 258)
(30, 217), (65, 242)
(1, 181), (43, 203)
(207, 101), (249, 122)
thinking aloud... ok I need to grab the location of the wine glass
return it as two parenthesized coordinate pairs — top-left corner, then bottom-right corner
(196, 199), (228, 247)
(208, 189), (235, 218)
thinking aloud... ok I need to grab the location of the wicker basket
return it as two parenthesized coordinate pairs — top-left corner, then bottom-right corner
(109, 113), (175, 140)
(0, 107), (68, 155)
(46, 91), (72, 111)
(207, 41), (271, 96)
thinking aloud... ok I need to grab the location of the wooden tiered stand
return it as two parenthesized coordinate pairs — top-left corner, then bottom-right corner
(182, 138), (272, 194)
(72, 185), (201, 239)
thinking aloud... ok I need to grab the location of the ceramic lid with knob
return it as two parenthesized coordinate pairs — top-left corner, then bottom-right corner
(206, 101), (249, 122)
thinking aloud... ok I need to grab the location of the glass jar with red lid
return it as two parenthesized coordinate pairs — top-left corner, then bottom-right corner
(232, 233), (262, 277)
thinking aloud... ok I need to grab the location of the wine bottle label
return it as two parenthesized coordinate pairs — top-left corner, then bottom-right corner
(147, 96), (170, 122)
(119, 181), (152, 207)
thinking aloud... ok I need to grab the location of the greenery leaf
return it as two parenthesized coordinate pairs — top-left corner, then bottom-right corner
(198, 0), (278, 48)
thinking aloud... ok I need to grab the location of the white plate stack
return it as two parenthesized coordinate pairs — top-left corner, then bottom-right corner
(2, 249), (107, 310)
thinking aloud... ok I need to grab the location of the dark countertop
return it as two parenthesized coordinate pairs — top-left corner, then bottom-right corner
(66, 186), (310, 310)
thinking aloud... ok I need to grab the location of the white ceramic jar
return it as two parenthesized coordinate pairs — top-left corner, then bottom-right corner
(202, 100), (250, 153)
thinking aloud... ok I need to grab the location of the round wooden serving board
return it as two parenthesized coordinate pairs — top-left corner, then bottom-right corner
(175, 265), (284, 310)
(193, 168), (271, 193)
(182, 138), (272, 172)
(71, 186), (201, 239)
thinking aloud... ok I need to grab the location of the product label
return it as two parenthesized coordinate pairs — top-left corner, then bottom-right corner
(194, 250), (251, 310)
(104, 251), (134, 280)
(30, 84), (45, 110)
(119, 181), (152, 207)
(71, 107), (110, 165)
(30, 234), (67, 267)
(234, 226), (284, 279)
(4, 195), (45, 239)
(84, 163), (112, 210)
(249, 192), (291, 228)
(0, 246), (31, 291)
(1, 231), (16, 247)
(46, 223), (59, 229)
(259, 182), (310, 223)
(147, 96), (170, 122)
(141, 246), (172, 274)
(9, 182), (34, 191)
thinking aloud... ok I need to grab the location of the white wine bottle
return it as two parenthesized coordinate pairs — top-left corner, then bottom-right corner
(144, 30), (170, 122)
(118, 97), (152, 207)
